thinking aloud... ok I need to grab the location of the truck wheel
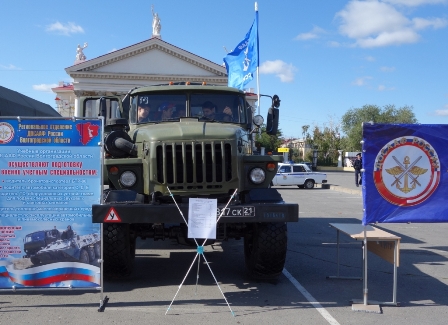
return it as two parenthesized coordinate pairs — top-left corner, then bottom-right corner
(87, 246), (96, 263)
(244, 222), (287, 280)
(30, 256), (40, 265)
(79, 248), (90, 264)
(94, 242), (101, 258)
(103, 223), (134, 278)
(304, 179), (315, 189)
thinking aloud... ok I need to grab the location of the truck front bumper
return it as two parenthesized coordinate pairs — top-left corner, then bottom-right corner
(92, 202), (298, 224)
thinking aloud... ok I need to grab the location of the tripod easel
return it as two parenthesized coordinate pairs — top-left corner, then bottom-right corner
(165, 188), (238, 317)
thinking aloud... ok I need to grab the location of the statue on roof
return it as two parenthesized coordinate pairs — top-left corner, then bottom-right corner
(151, 5), (161, 38)
(75, 42), (88, 61)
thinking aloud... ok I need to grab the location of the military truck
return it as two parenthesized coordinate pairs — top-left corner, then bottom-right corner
(24, 229), (61, 257)
(83, 83), (299, 280)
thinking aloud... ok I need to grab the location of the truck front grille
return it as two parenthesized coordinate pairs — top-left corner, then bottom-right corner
(156, 142), (232, 189)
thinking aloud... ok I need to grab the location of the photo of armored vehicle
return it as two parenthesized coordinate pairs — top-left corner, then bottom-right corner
(30, 233), (101, 266)
(23, 229), (61, 257)
(81, 83), (299, 280)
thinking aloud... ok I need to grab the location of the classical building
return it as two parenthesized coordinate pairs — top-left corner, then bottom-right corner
(281, 138), (313, 160)
(53, 36), (229, 117)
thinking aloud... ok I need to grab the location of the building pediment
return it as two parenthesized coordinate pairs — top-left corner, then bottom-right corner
(65, 38), (227, 82)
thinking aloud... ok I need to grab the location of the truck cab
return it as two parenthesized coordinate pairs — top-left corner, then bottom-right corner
(80, 83), (298, 280)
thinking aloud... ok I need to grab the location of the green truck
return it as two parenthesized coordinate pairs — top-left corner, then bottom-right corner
(83, 83), (299, 280)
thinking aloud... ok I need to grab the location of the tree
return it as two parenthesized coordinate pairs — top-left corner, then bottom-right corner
(341, 104), (417, 151)
(255, 126), (283, 153)
(301, 117), (342, 165)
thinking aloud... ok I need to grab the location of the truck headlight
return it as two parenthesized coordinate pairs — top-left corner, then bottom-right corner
(249, 168), (265, 184)
(120, 171), (137, 187)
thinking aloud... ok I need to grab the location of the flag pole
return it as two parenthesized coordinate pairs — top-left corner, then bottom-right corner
(255, 2), (260, 116)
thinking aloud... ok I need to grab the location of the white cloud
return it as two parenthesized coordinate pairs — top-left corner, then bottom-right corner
(365, 56), (376, 62)
(412, 17), (448, 29)
(378, 84), (395, 91)
(384, 0), (448, 6)
(295, 26), (325, 41)
(435, 108), (448, 116)
(380, 66), (396, 72)
(0, 64), (21, 70)
(32, 83), (58, 92)
(336, 0), (447, 48)
(259, 60), (296, 82)
(352, 76), (372, 86)
(327, 41), (341, 47)
(46, 21), (84, 36)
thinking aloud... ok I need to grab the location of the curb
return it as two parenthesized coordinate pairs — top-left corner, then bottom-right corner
(324, 184), (362, 196)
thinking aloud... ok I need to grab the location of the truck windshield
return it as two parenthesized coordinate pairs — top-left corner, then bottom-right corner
(190, 93), (247, 123)
(131, 94), (187, 124)
(25, 232), (44, 242)
(130, 93), (247, 124)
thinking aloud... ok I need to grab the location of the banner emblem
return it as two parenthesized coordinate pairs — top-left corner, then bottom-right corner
(0, 122), (14, 144)
(373, 136), (440, 206)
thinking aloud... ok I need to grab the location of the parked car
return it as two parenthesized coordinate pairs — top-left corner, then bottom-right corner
(298, 161), (313, 170)
(271, 163), (327, 189)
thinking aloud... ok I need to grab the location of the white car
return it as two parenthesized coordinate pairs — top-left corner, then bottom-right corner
(271, 163), (327, 189)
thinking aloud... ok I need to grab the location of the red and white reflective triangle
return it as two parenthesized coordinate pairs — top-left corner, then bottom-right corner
(104, 207), (122, 222)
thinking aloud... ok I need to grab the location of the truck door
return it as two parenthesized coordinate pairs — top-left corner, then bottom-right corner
(76, 96), (123, 120)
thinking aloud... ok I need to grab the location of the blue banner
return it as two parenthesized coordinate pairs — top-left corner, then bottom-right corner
(362, 124), (447, 225)
(0, 118), (102, 288)
(223, 12), (259, 90)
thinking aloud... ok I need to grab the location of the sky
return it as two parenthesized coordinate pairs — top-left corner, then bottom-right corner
(0, 0), (447, 138)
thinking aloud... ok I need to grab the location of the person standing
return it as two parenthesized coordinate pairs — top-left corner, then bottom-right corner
(354, 153), (363, 187)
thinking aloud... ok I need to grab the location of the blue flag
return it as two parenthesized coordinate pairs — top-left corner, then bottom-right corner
(362, 123), (448, 225)
(223, 12), (259, 90)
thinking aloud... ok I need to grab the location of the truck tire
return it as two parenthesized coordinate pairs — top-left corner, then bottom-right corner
(87, 246), (96, 263)
(244, 222), (287, 279)
(103, 223), (134, 278)
(30, 256), (40, 265)
(79, 248), (90, 264)
(304, 179), (315, 189)
(94, 242), (101, 258)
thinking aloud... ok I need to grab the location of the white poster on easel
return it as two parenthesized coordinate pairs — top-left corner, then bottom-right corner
(187, 198), (217, 239)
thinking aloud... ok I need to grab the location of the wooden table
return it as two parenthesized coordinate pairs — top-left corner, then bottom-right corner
(328, 223), (401, 309)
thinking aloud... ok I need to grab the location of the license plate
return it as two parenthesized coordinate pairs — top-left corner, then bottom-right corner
(217, 206), (255, 217)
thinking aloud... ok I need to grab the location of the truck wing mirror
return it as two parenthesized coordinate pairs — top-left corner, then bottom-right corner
(272, 94), (281, 108)
(266, 107), (279, 135)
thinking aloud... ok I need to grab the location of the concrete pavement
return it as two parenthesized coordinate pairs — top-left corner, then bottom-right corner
(320, 170), (362, 196)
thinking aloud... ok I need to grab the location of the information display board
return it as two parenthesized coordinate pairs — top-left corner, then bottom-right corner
(0, 118), (102, 289)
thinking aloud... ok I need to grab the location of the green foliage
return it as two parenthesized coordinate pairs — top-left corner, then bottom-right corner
(301, 119), (341, 164)
(341, 104), (417, 151)
(255, 125), (283, 153)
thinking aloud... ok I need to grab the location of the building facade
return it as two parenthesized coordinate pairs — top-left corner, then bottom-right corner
(53, 37), (230, 117)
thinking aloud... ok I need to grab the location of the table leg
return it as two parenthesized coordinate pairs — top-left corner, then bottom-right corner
(327, 229), (362, 280)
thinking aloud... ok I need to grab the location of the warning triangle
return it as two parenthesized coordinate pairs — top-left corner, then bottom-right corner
(104, 207), (122, 222)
